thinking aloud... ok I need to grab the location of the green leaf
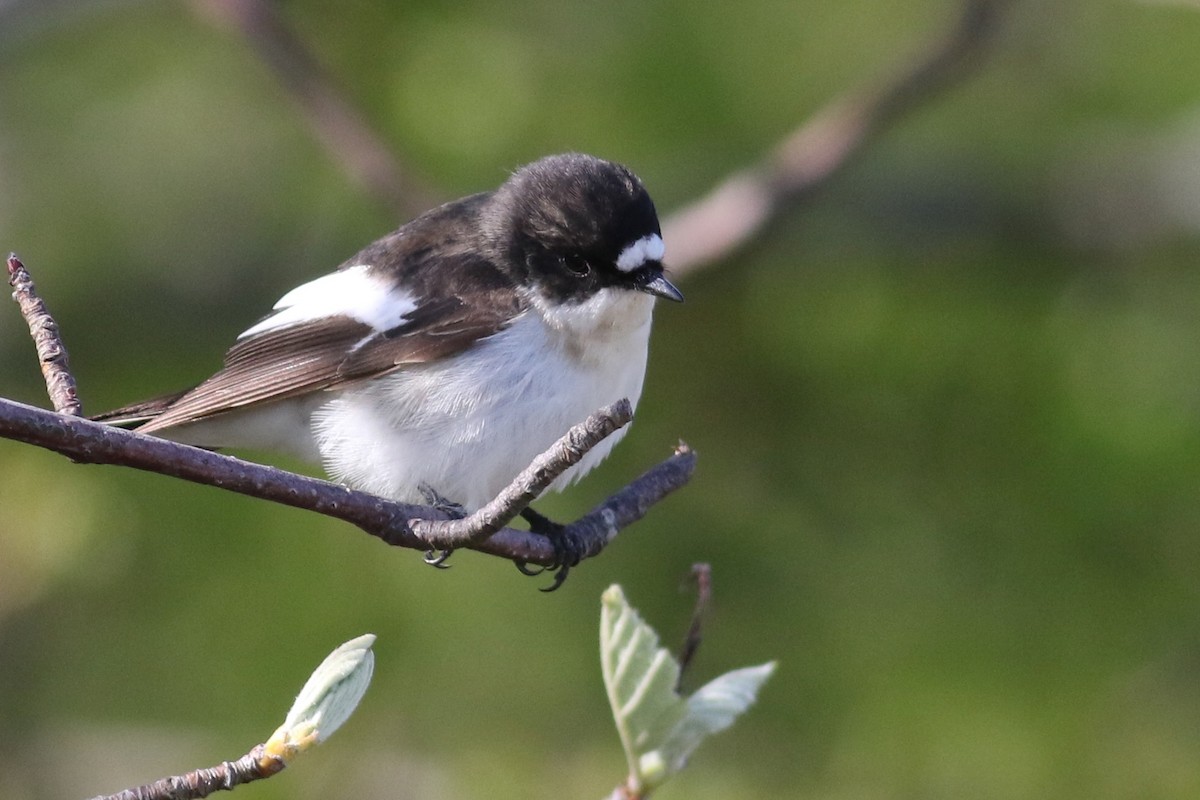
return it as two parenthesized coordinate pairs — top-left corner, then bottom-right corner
(266, 633), (376, 761)
(655, 662), (777, 777)
(600, 585), (775, 792)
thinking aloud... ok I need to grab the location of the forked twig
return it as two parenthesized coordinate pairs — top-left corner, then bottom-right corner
(0, 396), (693, 568)
(1, 256), (693, 572)
(409, 400), (633, 549)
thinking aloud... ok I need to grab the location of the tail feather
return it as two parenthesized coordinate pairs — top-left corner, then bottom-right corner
(90, 388), (192, 427)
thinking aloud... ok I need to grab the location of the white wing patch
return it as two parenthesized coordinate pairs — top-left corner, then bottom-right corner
(615, 234), (666, 273)
(238, 265), (418, 339)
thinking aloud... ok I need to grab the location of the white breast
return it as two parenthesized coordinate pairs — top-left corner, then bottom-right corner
(310, 288), (656, 510)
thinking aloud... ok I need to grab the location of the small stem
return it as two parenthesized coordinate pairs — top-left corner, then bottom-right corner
(676, 562), (712, 691)
(661, 0), (1008, 275)
(190, 0), (439, 217)
(88, 743), (286, 800)
(7, 254), (82, 416)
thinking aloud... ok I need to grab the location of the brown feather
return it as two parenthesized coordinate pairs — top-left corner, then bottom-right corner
(135, 292), (524, 434)
(100, 189), (529, 435)
(89, 388), (192, 425)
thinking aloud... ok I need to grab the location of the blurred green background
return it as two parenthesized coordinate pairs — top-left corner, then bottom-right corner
(4, 0), (1200, 797)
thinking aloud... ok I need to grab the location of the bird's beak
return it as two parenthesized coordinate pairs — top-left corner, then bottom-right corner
(639, 270), (684, 303)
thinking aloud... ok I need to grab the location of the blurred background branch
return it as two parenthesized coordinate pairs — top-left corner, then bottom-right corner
(190, 0), (1008, 275)
(189, 0), (442, 218)
(663, 0), (1009, 275)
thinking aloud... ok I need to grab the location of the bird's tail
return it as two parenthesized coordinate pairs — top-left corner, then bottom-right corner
(90, 389), (191, 427)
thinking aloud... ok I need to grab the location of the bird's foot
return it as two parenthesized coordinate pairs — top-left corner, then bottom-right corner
(515, 507), (583, 592)
(419, 483), (467, 518)
(418, 483), (467, 569)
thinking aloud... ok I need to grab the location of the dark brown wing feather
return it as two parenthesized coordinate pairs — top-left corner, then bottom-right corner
(90, 388), (192, 425)
(135, 291), (523, 434)
(101, 191), (526, 434)
(338, 292), (522, 376)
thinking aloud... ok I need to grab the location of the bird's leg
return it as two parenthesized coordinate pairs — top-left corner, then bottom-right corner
(419, 483), (466, 569)
(516, 506), (583, 592)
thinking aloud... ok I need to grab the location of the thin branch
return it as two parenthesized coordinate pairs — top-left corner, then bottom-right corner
(2, 255), (691, 572)
(557, 441), (694, 564)
(0, 397), (693, 566)
(190, 0), (440, 218)
(675, 562), (712, 691)
(7, 253), (81, 416)
(409, 399), (633, 549)
(89, 744), (285, 800)
(661, 0), (1008, 276)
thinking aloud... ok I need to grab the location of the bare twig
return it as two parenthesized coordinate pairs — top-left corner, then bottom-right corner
(676, 562), (712, 691)
(409, 399), (633, 549)
(557, 441), (694, 564)
(0, 397), (694, 567)
(89, 744), (285, 800)
(661, 0), (1007, 275)
(7, 253), (81, 416)
(190, 0), (440, 218)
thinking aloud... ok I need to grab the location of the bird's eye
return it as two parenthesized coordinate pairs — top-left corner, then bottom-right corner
(560, 255), (591, 277)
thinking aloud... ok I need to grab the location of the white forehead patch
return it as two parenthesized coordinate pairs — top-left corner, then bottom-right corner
(239, 264), (417, 339)
(615, 233), (666, 273)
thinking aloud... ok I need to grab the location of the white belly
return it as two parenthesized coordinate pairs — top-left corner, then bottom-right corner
(311, 290), (654, 509)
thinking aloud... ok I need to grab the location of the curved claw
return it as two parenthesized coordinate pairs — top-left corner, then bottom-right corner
(518, 507), (584, 591)
(513, 559), (546, 576)
(423, 549), (454, 569)
(539, 564), (571, 593)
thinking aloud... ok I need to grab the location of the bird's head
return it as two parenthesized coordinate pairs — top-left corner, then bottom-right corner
(485, 153), (683, 305)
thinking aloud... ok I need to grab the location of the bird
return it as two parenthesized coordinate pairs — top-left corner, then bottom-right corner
(95, 153), (682, 586)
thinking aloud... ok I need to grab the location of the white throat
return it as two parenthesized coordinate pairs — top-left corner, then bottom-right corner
(529, 287), (656, 366)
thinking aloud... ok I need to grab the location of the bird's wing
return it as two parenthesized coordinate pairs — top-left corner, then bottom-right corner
(133, 281), (523, 434)
(97, 191), (529, 434)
